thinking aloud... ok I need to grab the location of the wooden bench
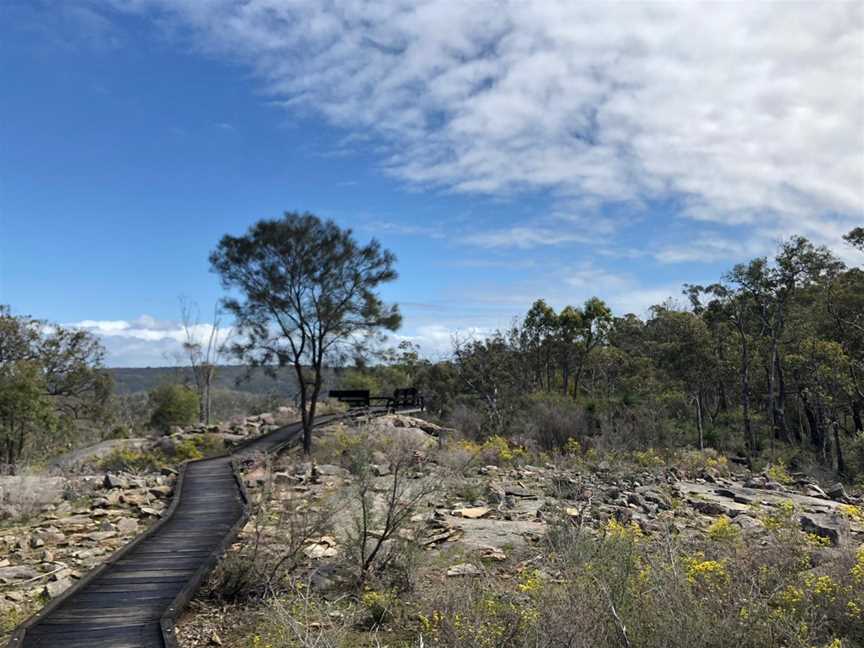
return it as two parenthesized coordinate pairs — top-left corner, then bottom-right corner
(328, 389), (370, 409)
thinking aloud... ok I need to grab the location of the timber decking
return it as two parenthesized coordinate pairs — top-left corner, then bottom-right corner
(6, 415), (348, 648)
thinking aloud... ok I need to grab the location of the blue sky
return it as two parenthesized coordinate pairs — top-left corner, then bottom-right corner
(1, 1), (862, 366)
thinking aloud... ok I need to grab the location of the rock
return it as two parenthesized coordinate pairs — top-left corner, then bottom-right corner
(479, 546), (507, 561)
(314, 464), (350, 478)
(212, 433), (246, 446)
(0, 565), (40, 581)
(149, 485), (172, 498)
(157, 437), (177, 455)
(273, 472), (294, 486)
(120, 492), (148, 507)
(81, 531), (117, 542)
(454, 506), (491, 519)
(503, 485), (535, 498)
(371, 464), (391, 477)
(29, 535), (45, 549)
(626, 492), (645, 507)
(447, 563), (480, 577)
(0, 504), (20, 520)
(103, 473), (128, 490)
(259, 413), (275, 426)
(638, 488), (672, 509)
(301, 541), (337, 561)
(690, 500), (732, 516)
(733, 515), (762, 530)
(804, 484), (828, 499)
(43, 576), (74, 599)
(827, 483), (847, 501)
(116, 518), (139, 535)
(800, 514), (849, 547)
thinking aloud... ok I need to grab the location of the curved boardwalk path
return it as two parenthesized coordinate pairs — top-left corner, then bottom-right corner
(7, 413), (379, 648)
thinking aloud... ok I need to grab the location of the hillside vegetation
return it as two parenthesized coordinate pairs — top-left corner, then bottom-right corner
(345, 231), (864, 487)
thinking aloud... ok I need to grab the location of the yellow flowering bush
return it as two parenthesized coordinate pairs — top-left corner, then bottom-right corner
(838, 505), (864, 525)
(633, 448), (665, 468)
(564, 437), (582, 456)
(604, 517), (644, 542)
(708, 516), (741, 542)
(685, 553), (730, 589)
(458, 435), (526, 464)
(766, 461), (793, 485)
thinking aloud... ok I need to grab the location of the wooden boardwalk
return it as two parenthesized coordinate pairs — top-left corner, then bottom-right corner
(6, 414), (355, 648)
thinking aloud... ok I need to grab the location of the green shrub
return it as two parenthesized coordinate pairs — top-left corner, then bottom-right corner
(148, 384), (199, 432)
(98, 447), (166, 473)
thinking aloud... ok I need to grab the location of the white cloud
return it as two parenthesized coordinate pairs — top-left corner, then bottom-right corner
(69, 316), (233, 366)
(394, 324), (491, 359)
(463, 226), (592, 249)
(111, 0), (862, 255)
(654, 234), (771, 264)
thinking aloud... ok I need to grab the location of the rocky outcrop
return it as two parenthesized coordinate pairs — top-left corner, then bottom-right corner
(0, 471), (176, 620)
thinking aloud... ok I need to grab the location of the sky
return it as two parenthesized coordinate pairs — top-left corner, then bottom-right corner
(1, 1), (862, 367)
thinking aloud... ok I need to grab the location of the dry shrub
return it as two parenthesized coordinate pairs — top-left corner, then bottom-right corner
(210, 462), (336, 602)
(415, 512), (863, 648)
(521, 394), (588, 452)
(248, 586), (364, 648)
(343, 434), (437, 588)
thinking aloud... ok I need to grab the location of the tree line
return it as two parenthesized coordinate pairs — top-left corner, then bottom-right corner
(434, 229), (864, 476)
(347, 228), (864, 479)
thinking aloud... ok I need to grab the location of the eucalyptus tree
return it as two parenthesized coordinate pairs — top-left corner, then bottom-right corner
(844, 227), (864, 252)
(210, 212), (401, 454)
(645, 306), (715, 449)
(689, 284), (759, 462)
(521, 299), (557, 391)
(726, 237), (841, 444)
(0, 306), (108, 468)
(570, 297), (613, 399)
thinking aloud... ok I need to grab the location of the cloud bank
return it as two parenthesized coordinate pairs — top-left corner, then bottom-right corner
(71, 316), (234, 367)
(113, 0), (862, 253)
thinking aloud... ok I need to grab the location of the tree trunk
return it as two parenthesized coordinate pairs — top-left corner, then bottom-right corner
(774, 350), (790, 442)
(562, 364), (569, 397)
(739, 332), (755, 463)
(832, 419), (845, 475)
(696, 390), (705, 451)
(801, 391), (822, 449)
(572, 361), (585, 401)
(717, 381), (729, 415)
(852, 399), (863, 435)
(292, 361), (312, 455)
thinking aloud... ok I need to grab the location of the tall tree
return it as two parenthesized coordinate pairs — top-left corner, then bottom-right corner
(210, 212), (401, 454)
(570, 297), (613, 399)
(727, 237), (840, 444)
(0, 306), (107, 467)
(179, 298), (231, 425)
(645, 307), (715, 450)
(521, 300), (557, 391)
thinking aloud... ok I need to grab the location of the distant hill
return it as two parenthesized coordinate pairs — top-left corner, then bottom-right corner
(107, 365), (340, 395)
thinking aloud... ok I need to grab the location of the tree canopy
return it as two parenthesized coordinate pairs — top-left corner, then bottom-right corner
(210, 212), (401, 453)
(0, 306), (110, 467)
